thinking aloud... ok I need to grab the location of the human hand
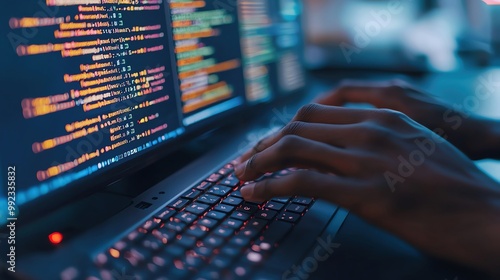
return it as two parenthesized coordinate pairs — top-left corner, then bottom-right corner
(235, 104), (500, 276)
(315, 80), (498, 160)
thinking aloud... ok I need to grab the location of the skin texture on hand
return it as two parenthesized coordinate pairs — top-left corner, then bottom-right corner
(235, 104), (500, 276)
(314, 80), (500, 160)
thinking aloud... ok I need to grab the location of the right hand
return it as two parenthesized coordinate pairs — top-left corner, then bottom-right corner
(315, 80), (494, 160)
(235, 105), (500, 277)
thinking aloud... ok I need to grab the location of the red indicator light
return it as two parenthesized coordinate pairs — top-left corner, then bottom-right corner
(48, 232), (63, 244)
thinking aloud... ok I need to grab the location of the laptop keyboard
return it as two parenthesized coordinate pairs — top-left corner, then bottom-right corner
(89, 162), (314, 280)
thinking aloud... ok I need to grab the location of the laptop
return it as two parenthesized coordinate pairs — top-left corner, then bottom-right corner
(1, 0), (348, 279)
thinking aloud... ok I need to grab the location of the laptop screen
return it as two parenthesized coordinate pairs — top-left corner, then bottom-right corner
(0, 0), (304, 207)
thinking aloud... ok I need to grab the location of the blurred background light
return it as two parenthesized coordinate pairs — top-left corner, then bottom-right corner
(303, 0), (499, 72)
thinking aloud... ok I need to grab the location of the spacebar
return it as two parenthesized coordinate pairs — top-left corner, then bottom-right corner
(263, 200), (339, 271)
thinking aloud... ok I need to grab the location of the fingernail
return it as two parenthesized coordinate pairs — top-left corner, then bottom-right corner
(240, 183), (255, 199)
(235, 163), (245, 178)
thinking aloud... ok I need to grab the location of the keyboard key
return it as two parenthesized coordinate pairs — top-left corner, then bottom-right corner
(186, 224), (209, 239)
(164, 220), (187, 233)
(152, 228), (176, 245)
(112, 240), (127, 252)
(107, 257), (133, 273)
(264, 201), (285, 211)
(205, 210), (227, 221)
(245, 218), (268, 232)
(197, 194), (220, 206)
(194, 246), (212, 258)
(255, 209), (277, 220)
(214, 226), (235, 238)
(278, 212), (300, 223)
(127, 229), (146, 242)
(223, 196), (243, 206)
(206, 173), (223, 183)
(293, 197), (314, 206)
(181, 189), (201, 200)
(220, 246), (242, 258)
(230, 211), (250, 221)
(203, 235), (225, 248)
(198, 217), (218, 229)
(252, 240), (272, 252)
(166, 262), (191, 279)
(214, 204), (234, 213)
(151, 254), (171, 269)
(228, 236), (251, 248)
(168, 198), (190, 210)
(197, 267), (222, 280)
(176, 235), (197, 248)
(221, 219), (243, 229)
(237, 228), (260, 239)
(207, 185), (232, 197)
(260, 221), (293, 246)
(271, 197), (291, 204)
(286, 203), (307, 214)
(196, 181), (213, 191)
(175, 212), (197, 224)
(232, 265), (250, 278)
(220, 176), (240, 187)
(124, 247), (150, 266)
(183, 254), (205, 270)
(185, 203), (210, 215)
(154, 208), (176, 221)
(141, 235), (164, 251)
(134, 265), (159, 279)
(165, 244), (185, 258)
(230, 189), (243, 198)
(238, 203), (258, 214)
(246, 251), (263, 264)
(217, 166), (233, 176)
(210, 255), (232, 269)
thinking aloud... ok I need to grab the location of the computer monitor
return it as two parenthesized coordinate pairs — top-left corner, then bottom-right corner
(0, 0), (305, 212)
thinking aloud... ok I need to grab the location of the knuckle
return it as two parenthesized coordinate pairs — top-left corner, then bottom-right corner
(386, 80), (407, 91)
(246, 154), (259, 173)
(295, 103), (319, 121)
(276, 135), (300, 154)
(358, 122), (392, 145)
(281, 121), (304, 136)
(376, 108), (407, 124)
(253, 138), (266, 153)
(274, 135), (303, 166)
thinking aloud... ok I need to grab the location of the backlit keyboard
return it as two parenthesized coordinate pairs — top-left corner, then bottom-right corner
(89, 163), (314, 280)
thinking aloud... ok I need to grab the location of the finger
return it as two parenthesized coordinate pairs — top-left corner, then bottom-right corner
(237, 105), (370, 163)
(244, 121), (358, 164)
(291, 103), (371, 124)
(240, 170), (363, 209)
(235, 135), (356, 182)
(316, 81), (398, 107)
(237, 132), (277, 164)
